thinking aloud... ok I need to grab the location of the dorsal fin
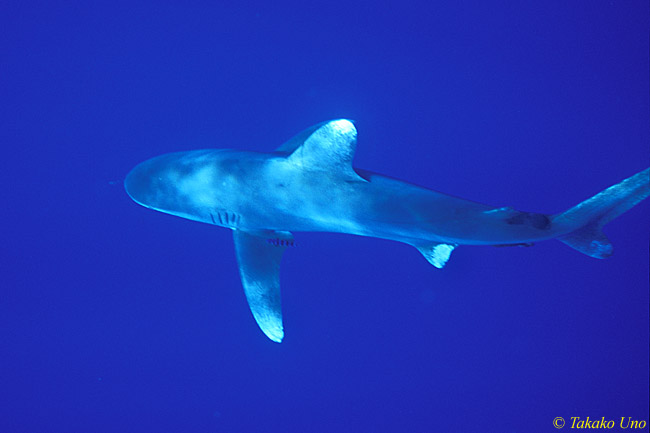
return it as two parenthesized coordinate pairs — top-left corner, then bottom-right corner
(275, 120), (332, 154)
(279, 119), (365, 181)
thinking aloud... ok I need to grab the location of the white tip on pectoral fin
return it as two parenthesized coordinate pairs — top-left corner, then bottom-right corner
(415, 243), (457, 269)
(233, 229), (294, 343)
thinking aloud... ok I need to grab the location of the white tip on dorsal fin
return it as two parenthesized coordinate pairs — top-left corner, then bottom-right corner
(415, 243), (457, 269)
(275, 120), (332, 154)
(280, 119), (365, 181)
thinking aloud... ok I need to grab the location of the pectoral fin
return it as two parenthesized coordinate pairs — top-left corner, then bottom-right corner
(233, 229), (294, 343)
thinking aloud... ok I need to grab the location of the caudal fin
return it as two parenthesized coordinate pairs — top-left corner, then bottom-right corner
(553, 168), (649, 258)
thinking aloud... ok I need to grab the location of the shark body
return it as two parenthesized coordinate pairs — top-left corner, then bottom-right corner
(125, 119), (650, 342)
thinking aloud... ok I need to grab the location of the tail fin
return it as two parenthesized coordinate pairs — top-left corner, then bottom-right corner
(553, 168), (649, 258)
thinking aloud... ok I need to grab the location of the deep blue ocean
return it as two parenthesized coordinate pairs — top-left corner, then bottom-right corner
(2, 2), (648, 432)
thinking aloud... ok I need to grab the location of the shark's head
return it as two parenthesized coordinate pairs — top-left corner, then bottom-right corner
(125, 150), (232, 224)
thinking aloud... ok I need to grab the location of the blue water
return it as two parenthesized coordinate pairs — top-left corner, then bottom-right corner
(2, 2), (648, 432)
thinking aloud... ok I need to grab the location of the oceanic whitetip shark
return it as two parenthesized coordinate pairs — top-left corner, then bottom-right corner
(125, 119), (650, 343)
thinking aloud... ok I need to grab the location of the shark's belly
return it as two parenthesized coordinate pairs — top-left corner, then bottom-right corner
(226, 165), (554, 246)
(275, 171), (556, 245)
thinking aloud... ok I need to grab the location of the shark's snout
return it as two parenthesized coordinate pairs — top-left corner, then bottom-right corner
(125, 151), (211, 214)
(124, 161), (152, 206)
(125, 155), (174, 208)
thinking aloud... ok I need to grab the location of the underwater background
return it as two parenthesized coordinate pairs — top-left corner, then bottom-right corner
(2, 1), (648, 432)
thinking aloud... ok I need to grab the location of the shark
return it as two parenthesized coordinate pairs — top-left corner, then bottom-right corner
(125, 119), (650, 343)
